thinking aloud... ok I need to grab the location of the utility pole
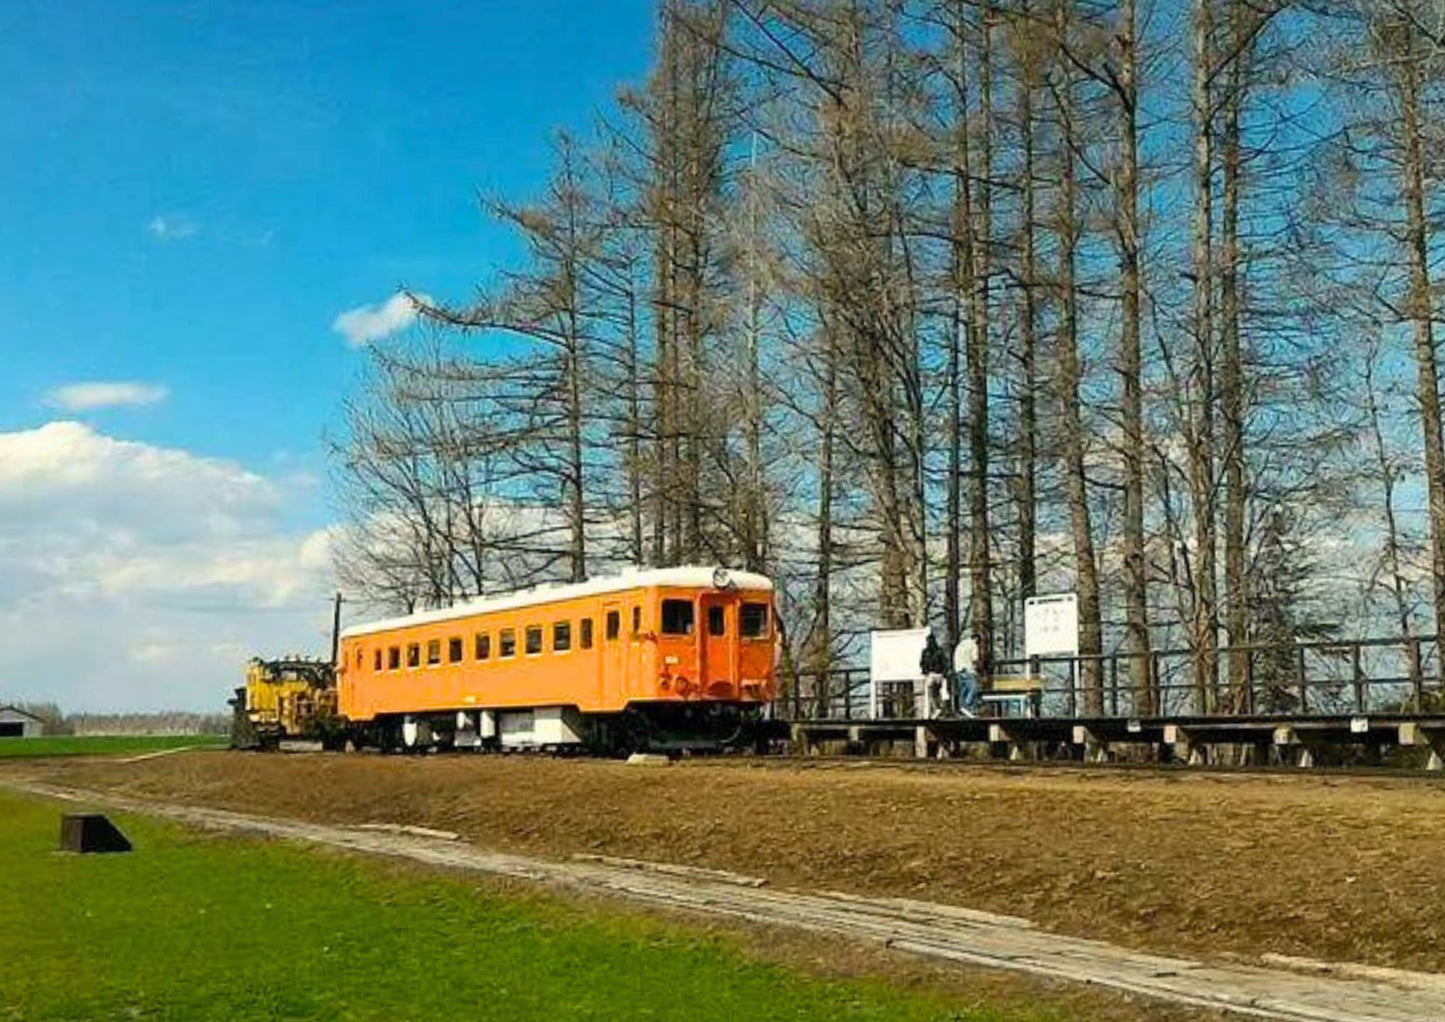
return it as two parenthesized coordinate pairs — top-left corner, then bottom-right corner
(330, 591), (343, 666)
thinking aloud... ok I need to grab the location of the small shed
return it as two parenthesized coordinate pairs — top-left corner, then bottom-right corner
(0, 706), (45, 738)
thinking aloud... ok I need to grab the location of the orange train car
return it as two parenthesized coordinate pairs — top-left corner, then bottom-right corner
(336, 566), (778, 753)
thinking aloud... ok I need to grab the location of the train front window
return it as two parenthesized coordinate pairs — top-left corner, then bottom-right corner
(553, 621), (571, 652)
(426, 639), (441, 665)
(499, 628), (516, 658)
(476, 633), (490, 660)
(448, 637), (463, 663)
(708, 606), (725, 636)
(741, 602), (770, 639)
(373, 649), (382, 672)
(606, 611), (620, 641)
(580, 618), (594, 649)
(661, 599), (695, 636)
(407, 644), (420, 668)
(525, 625), (543, 655)
(632, 606), (641, 634)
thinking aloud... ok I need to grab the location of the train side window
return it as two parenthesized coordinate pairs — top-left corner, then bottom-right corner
(389, 647), (401, 670)
(499, 628), (516, 658)
(741, 603), (770, 639)
(580, 618), (594, 649)
(355, 648), (363, 668)
(708, 606), (725, 636)
(553, 621), (571, 652)
(475, 633), (490, 660)
(448, 637), (463, 663)
(606, 611), (620, 641)
(407, 643), (420, 668)
(661, 599), (694, 636)
(525, 625), (543, 655)
(373, 649), (382, 672)
(632, 606), (641, 634)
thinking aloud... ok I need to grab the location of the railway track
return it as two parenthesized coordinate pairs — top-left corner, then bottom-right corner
(271, 737), (1445, 781)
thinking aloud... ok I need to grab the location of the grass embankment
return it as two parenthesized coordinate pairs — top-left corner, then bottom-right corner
(0, 734), (226, 759)
(0, 791), (1057, 1022)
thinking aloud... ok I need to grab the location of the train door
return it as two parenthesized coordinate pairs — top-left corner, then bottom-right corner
(601, 600), (626, 709)
(698, 592), (736, 697)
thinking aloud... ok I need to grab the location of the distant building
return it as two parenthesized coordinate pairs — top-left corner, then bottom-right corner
(0, 706), (45, 738)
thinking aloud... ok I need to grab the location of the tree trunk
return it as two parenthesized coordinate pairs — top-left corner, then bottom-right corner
(1117, 0), (1153, 714)
(1187, 0), (1218, 713)
(1365, 337), (1424, 693)
(813, 331), (837, 678)
(969, 1), (995, 674)
(947, 0), (975, 657)
(1396, 38), (1445, 645)
(1016, 21), (1039, 608)
(1220, 0), (1249, 712)
(1052, 0), (1104, 714)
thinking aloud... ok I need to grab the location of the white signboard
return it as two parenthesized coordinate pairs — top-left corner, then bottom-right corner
(1024, 593), (1079, 659)
(869, 628), (930, 719)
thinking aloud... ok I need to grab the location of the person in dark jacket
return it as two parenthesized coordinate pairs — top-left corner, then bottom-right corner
(920, 633), (950, 717)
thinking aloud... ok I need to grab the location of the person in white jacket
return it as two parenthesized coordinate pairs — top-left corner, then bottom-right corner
(954, 634), (981, 715)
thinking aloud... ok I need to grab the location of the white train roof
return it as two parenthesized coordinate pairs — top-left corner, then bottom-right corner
(340, 566), (774, 640)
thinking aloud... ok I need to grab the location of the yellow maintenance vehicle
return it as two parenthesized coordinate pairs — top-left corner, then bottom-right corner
(229, 657), (345, 750)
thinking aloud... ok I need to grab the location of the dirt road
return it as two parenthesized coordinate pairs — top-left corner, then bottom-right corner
(14, 752), (1445, 974)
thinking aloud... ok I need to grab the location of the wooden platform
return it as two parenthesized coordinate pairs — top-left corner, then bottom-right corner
(786, 714), (1445, 768)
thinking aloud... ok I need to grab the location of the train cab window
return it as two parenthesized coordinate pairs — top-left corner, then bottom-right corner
(661, 599), (695, 636)
(632, 606), (642, 635)
(355, 648), (364, 669)
(427, 639), (441, 665)
(389, 647), (401, 670)
(580, 618), (594, 649)
(741, 602), (770, 639)
(475, 633), (491, 660)
(499, 628), (516, 658)
(525, 625), (543, 655)
(407, 643), (420, 668)
(708, 606), (726, 636)
(605, 611), (620, 641)
(448, 637), (464, 663)
(553, 621), (571, 652)
(374, 649), (382, 672)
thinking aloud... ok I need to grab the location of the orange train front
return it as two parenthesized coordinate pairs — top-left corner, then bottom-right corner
(336, 566), (778, 753)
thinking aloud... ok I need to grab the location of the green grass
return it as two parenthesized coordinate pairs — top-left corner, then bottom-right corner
(0, 734), (226, 759)
(0, 791), (1064, 1022)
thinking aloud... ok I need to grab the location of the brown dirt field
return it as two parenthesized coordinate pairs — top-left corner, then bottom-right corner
(15, 752), (1445, 977)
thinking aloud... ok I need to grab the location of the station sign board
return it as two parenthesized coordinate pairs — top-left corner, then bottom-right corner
(1024, 593), (1079, 659)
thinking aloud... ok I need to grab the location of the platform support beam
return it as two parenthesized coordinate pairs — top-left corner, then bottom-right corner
(1073, 725), (1110, 764)
(1399, 723), (1445, 771)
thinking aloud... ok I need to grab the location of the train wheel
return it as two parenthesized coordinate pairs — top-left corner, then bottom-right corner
(615, 708), (652, 758)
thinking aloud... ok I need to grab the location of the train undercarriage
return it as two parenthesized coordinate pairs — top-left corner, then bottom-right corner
(346, 701), (777, 757)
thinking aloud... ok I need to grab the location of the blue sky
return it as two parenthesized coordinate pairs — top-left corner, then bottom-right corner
(0, 0), (653, 526)
(0, 1), (655, 711)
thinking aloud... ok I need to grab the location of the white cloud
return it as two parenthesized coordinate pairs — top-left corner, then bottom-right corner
(147, 215), (199, 241)
(0, 422), (336, 713)
(45, 381), (169, 412)
(331, 291), (430, 347)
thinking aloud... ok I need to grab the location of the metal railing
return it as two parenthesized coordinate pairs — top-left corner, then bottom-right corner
(779, 635), (1445, 722)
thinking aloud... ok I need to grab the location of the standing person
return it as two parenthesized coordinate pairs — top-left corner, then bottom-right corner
(920, 632), (950, 718)
(954, 633), (981, 715)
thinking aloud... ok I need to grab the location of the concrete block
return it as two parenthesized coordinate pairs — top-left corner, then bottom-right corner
(626, 753), (671, 766)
